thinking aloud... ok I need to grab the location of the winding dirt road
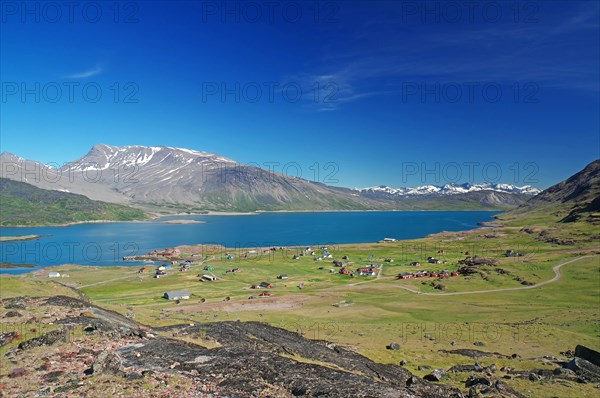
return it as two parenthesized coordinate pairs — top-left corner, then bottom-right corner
(386, 255), (596, 296)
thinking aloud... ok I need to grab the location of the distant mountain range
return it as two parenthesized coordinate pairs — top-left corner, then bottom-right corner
(0, 144), (541, 212)
(358, 183), (540, 197)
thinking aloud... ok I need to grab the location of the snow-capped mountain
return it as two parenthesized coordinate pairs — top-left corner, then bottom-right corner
(0, 145), (539, 211)
(359, 183), (541, 197)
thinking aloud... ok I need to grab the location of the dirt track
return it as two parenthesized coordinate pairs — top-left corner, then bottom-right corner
(389, 255), (595, 296)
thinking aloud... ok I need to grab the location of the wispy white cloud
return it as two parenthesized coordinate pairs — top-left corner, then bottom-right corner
(64, 66), (104, 79)
(291, 2), (599, 110)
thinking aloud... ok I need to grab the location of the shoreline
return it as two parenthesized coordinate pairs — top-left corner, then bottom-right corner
(0, 208), (503, 228)
(0, 220), (504, 275)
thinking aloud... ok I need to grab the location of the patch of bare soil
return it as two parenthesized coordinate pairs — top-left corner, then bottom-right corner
(166, 295), (310, 313)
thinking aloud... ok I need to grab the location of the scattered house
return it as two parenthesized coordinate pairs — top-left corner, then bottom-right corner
(293, 255), (301, 260)
(342, 255), (350, 260)
(226, 254), (234, 260)
(356, 267), (377, 276)
(277, 274), (288, 280)
(137, 268), (148, 274)
(250, 284), (261, 289)
(414, 271), (426, 278)
(384, 258), (394, 263)
(258, 292), (271, 297)
(155, 270), (166, 278)
(164, 290), (190, 300)
(339, 267), (350, 275)
(202, 274), (217, 281)
(48, 272), (61, 278)
(410, 262), (421, 267)
(164, 264), (172, 270)
(329, 269), (335, 273)
(203, 266), (214, 271)
(157, 266), (166, 271)
(451, 272), (460, 277)
(248, 250), (257, 254)
(259, 282), (272, 289)
(315, 257), (323, 261)
(226, 268), (241, 273)
(333, 260), (343, 267)
(427, 257), (443, 264)
(505, 250), (523, 257)
(399, 273), (413, 279)
(383, 238), (397, 242)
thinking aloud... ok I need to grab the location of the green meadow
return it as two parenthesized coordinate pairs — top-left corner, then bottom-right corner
(1, 214), (598, 397)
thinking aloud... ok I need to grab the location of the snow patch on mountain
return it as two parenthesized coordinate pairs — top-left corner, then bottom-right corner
(358, 183), (541, 196)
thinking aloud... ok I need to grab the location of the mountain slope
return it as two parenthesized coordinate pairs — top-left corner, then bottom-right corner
(500, 159), (600, 224)
(0, 178), (148, 226)
(359, 183), (540, 197)
(1, 145), (538, 212)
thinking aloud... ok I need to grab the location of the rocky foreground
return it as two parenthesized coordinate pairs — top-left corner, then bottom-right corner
(0, 296), (598, 397)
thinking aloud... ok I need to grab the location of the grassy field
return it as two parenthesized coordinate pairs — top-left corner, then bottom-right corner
(1, 214), (598, 397)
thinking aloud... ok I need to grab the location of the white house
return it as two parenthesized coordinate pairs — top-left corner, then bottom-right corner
(164, 290), (190, 300)
(48, 272), (61, 278)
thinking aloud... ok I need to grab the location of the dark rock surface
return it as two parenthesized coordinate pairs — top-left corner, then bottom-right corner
(17, 329), (64, 350)
(119, 322), (464, 397)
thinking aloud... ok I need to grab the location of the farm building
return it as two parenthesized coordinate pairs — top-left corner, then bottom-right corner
(356, 267), (377, 276)
(164, 290), (190, 300)
(48, 272), (61, 278)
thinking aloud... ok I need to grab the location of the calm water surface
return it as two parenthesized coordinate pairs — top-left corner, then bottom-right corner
(0, 211), (499, 274)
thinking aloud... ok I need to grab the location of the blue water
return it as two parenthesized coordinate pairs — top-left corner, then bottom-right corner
(0, 211), (498, 274)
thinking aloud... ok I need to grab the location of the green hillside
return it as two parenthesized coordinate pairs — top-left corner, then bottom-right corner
(0, 178), (148, 226)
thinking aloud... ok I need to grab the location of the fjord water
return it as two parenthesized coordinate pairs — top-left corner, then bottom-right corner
(0, 211), (498, 274)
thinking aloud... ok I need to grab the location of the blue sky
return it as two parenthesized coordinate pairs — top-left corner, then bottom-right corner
(1, 0), (598, 189)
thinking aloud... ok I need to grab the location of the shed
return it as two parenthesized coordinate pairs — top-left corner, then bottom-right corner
(164, 290), (190, 300)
